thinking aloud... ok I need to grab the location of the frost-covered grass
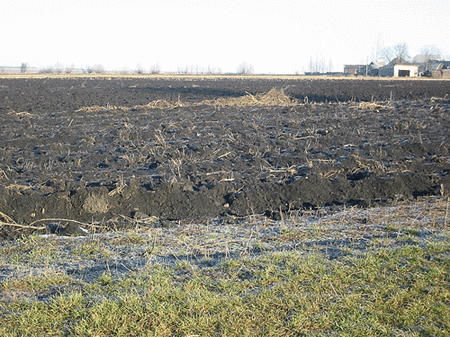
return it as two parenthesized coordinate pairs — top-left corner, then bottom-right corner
(1, 197), (449, 336)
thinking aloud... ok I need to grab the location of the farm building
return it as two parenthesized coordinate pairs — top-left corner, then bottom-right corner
(347, 56), (450, 78)
(422, 61), (450, 78)
(427, 69), (450, 78)
(394, 64), (418, 77)
(379, 66), (395, 77)
(379, 64), (418, 77)
(358, 62), (385, 76)
(344, 65), (365, 76)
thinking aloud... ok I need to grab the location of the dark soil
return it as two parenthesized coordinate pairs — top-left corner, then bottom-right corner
(0, 76), (449, 239)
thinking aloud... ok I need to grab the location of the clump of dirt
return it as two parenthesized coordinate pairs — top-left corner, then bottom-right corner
(0, 76), (449, 239)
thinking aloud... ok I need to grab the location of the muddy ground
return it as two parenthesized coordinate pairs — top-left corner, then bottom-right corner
(0, 76), (449, 239)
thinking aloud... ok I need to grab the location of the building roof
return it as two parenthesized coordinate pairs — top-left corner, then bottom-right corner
(431, 60), (450, 69)
(394, 64), (418, 68)
(368, 62), (385, 69)
(428, 63), (443, 71)
(388, 57), (410, 66)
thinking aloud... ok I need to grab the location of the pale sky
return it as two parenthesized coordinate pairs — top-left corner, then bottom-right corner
(2, 0), (450, 74)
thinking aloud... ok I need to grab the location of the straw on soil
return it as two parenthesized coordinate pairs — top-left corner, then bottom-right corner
(132, 99), (183, 110)
(75, 105), (123, 113)
(75, 99), (182, 113)
(202, 88), (298, 107)
(75, 88), (298, 112)
(354, 101), (393, 111)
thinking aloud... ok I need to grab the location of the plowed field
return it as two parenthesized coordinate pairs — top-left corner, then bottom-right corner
(0, 76), (449, 239)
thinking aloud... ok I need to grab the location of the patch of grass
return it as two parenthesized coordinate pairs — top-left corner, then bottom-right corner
(1, 272), (72, 294)
(384, 223), (399, 232)
(113, 232), (149, 245)
(71, 239), (112, 257)
(0, 235), (60, 264)
(1, 198), (449, 335)
(1, 239), (449, 336)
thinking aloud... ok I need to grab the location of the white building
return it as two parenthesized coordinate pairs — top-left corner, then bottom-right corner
(379, 64), (419, 77)
(393, 64), (418, 77)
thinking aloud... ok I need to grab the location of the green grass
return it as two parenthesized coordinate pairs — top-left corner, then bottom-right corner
(1, 197), (449, 336)
(1, 240), (449, 336)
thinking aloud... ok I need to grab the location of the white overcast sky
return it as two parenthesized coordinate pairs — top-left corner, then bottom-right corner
(2, 0), (449, 74)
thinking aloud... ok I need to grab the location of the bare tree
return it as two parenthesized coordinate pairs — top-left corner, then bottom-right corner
(413, 45), (442, 71)
(381, 46), (394, 64)
(150, 63), (161, 74)
(420, 45), (442, 61)
(372, 37), (384, 62)
(87, 64), (105, 74)
(20, 63), (28, 73)
(93, 64), (105, 74)
(177, 64), (200, 75)
(65, 64), (75, 74)
(393, 42), (410, 61)
(237, 62), (254, 75)
(136, 63), (145, 74)
(327, 58), (333, 73)
(308, 53), (325, 73)
(55, 62), (64, 74)
(381, 43), (410, 64)
(177, 65), (189, 75)
(206, 65), (221, 75)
